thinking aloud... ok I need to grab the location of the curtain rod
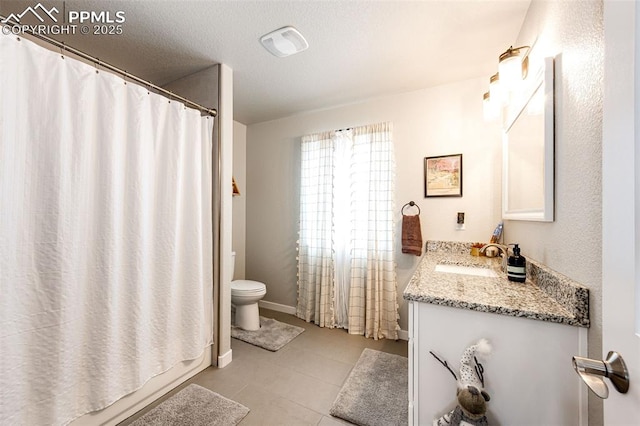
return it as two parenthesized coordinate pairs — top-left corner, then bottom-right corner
(0, 17), (217, 117)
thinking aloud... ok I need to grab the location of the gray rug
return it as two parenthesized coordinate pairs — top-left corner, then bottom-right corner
(231, 316), (304, 351)
(330, 348), (408, 426)
(130, 384), (249, 426)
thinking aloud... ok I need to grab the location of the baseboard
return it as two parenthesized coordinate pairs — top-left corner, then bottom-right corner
(217, 349), (233, 368)
(258, 300), (297, 315)
(398, 329), (409, 341)
(258, 300), (409, 341)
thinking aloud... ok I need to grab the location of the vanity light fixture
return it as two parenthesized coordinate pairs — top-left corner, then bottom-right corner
(482, 44), (530, 121)
(483, 92), (499, 121)
(498, 45), (530, 91)
(260, 26), (309, 57)
(489, 72), (505, 106)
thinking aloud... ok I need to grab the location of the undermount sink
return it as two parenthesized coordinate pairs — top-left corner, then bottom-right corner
(434, 264), (498, 278)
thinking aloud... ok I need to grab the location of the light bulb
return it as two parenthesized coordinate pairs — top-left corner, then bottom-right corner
(483, 92), (499, 121)
(489, 73), (504, 106)
(498, 46), (527, 92)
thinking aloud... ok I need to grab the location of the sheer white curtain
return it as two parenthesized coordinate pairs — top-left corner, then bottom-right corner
(297, 122), (399, 339)
(297, 131), (335, 328)
(0, 35), (213, 425)
(347, 124), (398, 339)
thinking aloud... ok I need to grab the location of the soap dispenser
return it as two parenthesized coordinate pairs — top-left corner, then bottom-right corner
(507, 244), (526, 282)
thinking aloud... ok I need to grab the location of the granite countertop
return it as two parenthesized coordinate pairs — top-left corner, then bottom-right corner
(403, 241), (590, 327)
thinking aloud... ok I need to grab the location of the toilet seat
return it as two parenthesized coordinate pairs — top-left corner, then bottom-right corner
(231, 280), (266, 295)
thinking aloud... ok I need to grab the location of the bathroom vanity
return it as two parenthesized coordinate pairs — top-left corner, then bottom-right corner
(404, 241), (590, 426)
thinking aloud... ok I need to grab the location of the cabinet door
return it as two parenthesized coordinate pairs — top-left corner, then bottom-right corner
(410, 302), (587, 426)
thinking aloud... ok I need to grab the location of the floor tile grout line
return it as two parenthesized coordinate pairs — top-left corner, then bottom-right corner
(119, 309), (406, 425)
(267, 348), (357, 387)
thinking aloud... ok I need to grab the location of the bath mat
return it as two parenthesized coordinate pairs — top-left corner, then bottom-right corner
(129, 384), (249, 426)
(231, 316), (304, 351)
(330, 348), (408, 426)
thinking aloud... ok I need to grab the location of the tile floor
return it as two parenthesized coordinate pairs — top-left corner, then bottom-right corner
(119, 308), (408, 426)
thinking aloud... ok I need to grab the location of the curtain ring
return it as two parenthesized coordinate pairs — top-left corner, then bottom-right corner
(94, 59), (99, 74)
(60, 42), (65, 59)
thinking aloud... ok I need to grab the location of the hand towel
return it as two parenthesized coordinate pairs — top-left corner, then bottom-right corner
(402, 214), (422, 256)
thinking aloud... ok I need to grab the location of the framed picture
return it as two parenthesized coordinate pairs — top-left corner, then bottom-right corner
(424, 153), (463, 197)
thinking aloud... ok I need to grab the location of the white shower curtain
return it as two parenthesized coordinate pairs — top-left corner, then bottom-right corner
(0, 35), (214, 425)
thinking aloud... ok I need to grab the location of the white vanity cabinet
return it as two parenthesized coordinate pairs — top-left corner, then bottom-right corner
(408, 301), (588, 426)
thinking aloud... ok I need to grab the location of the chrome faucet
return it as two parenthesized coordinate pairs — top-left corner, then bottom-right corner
(480, 243), (510, 272)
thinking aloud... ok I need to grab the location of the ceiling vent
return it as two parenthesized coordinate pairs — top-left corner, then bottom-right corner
(260, 26), (309, 58)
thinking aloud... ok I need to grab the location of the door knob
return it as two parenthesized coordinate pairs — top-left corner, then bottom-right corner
(572, 351), (629, 399)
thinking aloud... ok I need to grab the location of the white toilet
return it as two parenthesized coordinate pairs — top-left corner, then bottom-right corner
(231, 252), (266, 331)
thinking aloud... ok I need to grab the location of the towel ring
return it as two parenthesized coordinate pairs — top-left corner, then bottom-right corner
(402, 201), (420, 215)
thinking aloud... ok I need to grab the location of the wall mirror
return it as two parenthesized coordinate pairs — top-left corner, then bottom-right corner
(502, 56), (554, 222)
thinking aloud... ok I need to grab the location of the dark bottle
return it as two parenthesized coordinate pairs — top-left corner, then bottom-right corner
(507, 244), (526, 283)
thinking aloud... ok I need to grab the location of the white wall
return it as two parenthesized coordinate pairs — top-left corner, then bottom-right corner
(163, 66), (219, 109)
(246, 77), (503, 332)
(509, 1), (604, 424)
(216, 64), (234, 367)
(233, 121), (247, 280)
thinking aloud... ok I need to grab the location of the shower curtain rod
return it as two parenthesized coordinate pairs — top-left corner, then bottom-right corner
(0, 17), (217, 117)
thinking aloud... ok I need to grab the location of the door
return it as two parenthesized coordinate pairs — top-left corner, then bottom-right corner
(602, 0), (640, 422)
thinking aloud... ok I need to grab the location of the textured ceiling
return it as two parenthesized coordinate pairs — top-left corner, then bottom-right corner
(0, 0), (531, 124)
